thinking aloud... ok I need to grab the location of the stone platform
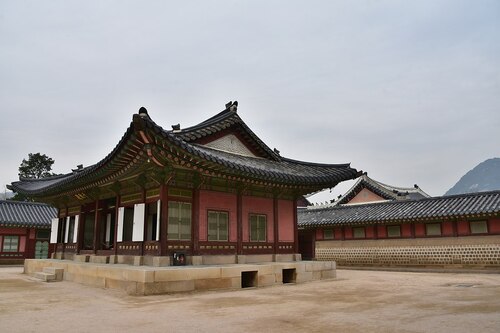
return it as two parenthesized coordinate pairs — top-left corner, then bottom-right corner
(24, 259), (336, 295)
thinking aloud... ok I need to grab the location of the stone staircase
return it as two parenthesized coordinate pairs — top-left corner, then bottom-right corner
(33, 267), (64, 282)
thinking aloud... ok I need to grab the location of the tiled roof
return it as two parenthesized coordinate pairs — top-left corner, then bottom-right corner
(9, 104), (359, 196)
(334, 174), (429, 205)
(298, 190), (500, 227)
(0, 200), (56, 228)
(171, 102), (279, 160)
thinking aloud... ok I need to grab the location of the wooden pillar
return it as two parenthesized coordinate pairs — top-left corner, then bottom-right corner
(141, 188), (146, 256)
(76, 209), (84, 254)
(61, 207), (68, 254)
(192, 187), (200, 256)
(273, 196), (279, 254)
(160, 184), (169, 256)
(92, 200), (99, 253)
(452, 220), (458, 237)
(293, 198), (299, 253)
(25, 227), (31, 259)
(237, 190), (243, 255)
(341, 226), (345, 241)
(411, 222), (416, 239)
(373, 224), (378, 240)
(113, 196), (120, 256)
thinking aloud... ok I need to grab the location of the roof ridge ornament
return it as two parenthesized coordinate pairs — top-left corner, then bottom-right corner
(225, 100), (238, 112)
(138, 107), (148, 117)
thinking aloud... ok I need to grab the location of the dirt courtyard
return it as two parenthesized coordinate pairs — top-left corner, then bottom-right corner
(1, 266), (499, 333)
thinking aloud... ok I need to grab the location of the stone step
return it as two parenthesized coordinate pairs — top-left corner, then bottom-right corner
(34, 271), (56, 282)
(42, 267), (64, 281)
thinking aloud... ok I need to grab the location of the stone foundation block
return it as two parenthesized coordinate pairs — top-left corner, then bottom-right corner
(70, 272), (106, 288)
(43, 267), (64, 281)
(96, 266), (124, 281)
(237, 255), (246, 264)
(116, 255), (135, 265)
(194, 277), (234, 290)
(89, 255), (109, 264)
(274, 262), (305, 273)
(221, 265), (258, 278)
(321, 269), (336, 279)
(62, 253), (75, 261)
(34, 272), (56, 282)
(202, 255), (237, 265)
(133, 256), (143, 266)
(108, 255), (118, 264)
(67, 262), (97, 277)
(274, 254), (294, 262)
(294, 253), (302, 261)
(244, 254), (273, 263)
(154, 267), (221, 282)
(295, 271), (313, 283)
(191, 256), (203, 266)
(143, 280), (195, 295)
(153, 256), (170, 267)
(123, 269), (155, 283)
(312, 271), (322, 280)
(258, 274), (276, 287)
(74, 255), (90, 263)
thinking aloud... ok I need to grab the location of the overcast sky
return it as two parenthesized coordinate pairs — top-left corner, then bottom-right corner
(1, 1), (499, 203)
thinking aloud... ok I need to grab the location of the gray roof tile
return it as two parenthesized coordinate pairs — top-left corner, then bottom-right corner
(0, 200), (57, 228)
(299, 190), (500, 227)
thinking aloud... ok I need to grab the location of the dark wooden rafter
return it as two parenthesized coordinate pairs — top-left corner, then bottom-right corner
(134, 173), (148, 189)
(110, 181), (122, 195)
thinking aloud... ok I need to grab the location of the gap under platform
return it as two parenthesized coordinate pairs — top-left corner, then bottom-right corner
(24, 259), (336, 295)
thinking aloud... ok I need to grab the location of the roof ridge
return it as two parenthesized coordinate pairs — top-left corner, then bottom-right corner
(364, 175), (419, 193)
(304, 189), (500, 212)
(0, 200), (54, 207)
(176, 108), (237, 133)
(281, 156), (354, 168)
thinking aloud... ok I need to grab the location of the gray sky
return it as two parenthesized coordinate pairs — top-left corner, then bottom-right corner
(1, 0), (499, 203)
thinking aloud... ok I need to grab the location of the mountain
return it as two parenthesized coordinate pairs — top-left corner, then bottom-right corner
(445, 158), (500, 196)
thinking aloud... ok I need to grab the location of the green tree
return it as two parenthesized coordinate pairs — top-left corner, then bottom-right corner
(18, 153), (55, 179)
(12, 153), (55, 201)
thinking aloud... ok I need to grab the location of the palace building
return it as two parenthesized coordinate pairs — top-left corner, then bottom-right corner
(298, 190), (500, 267)
(10, 102), (359, 267)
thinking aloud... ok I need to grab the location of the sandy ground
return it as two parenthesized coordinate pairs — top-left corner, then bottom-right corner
(1, 266), (499, 333)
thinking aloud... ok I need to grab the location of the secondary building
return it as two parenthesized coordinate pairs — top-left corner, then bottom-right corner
(298, 190), (500, 267)
(331, 173), (430, 206)
(0, 200), (56, 264)
(10, 102), (359, 266)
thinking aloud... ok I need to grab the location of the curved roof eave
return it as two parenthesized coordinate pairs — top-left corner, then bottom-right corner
(10, 109), (360, 196)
